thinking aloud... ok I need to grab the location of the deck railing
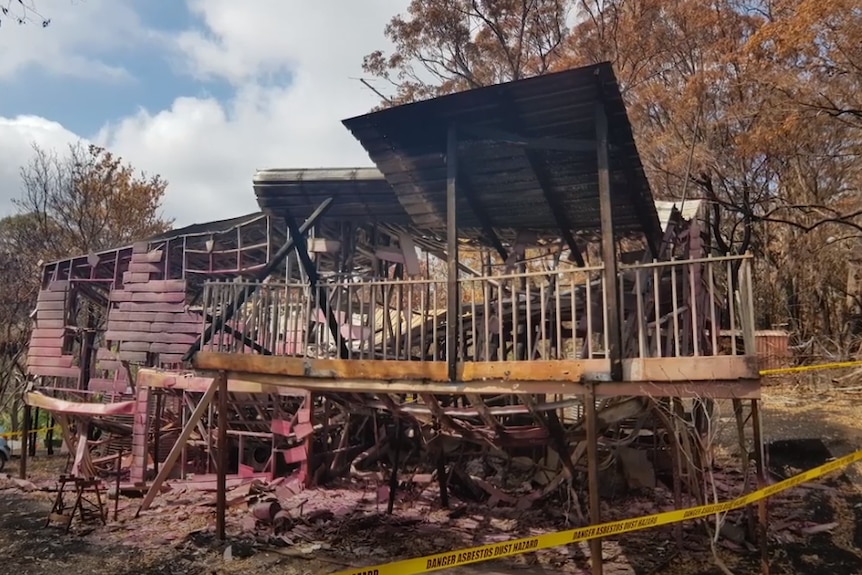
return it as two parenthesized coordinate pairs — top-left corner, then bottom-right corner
(620, 253), (755, 359)
(197, 254), (755, 363)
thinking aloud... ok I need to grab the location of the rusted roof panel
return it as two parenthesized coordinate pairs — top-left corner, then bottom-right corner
(253, 167), (412, 225)
(341, 62), (662, 242)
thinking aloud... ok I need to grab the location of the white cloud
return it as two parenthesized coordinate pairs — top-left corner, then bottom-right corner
(0, 115), (83, 214)
(0, 0), (405, 226)
(0, 0), (145, 80)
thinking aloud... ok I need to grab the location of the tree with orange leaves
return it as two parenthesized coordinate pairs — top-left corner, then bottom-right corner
(15, 142), (173, 260)
(0, 143), (172, 431)
(363, 0), (862, 347)
(362, 0), (574, 106)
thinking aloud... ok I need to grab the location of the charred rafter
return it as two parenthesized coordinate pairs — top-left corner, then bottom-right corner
(496, 95), (587, 267)
(284, 212), (351, 360)
(457, 166), (509, 261)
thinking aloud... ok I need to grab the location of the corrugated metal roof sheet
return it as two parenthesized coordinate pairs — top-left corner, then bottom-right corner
(253, 167), (412, 224)
(654, 200), (703, 231)
(341, 62), (662, 243)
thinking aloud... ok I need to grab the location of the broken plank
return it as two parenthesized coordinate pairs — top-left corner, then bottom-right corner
(96, 360), (124, 371)
(149, 343), (195, 354)
(116, 302), (188, 313)
(121, 280), (187, 293)
(27, 356), (74, 368)
(31, 328), (67, 339)
(27, 347), (67, 358)
(122, 272), (151, 284)
(36, 310), (65, 320)
(37, 290), (69, 302)
(110, 291), (186, 303)
(105, 331), (197, 344)
(29, 337), (66, 348)
(108, 311), (202, 323)
(130, 250), (163, 263)
(106, 321), (202, 334)
(118, 351), (148, 363)
(89, 378), (128, 393)
(96, 348), (120, 360)
(127, 262), (162, 274)
(28, 366), (80, 379)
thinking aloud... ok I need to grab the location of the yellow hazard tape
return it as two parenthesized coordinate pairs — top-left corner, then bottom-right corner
(0, 425), (59, 439)
(331, 448), (862, 575)
(759, 359), (862, 376)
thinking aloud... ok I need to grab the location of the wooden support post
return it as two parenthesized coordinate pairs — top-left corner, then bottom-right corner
(46, 415), (55, 456)
(29, 407), (39, 457)
(136, 378), (218, 515)
(585, 386), (603, 575)
(20, 404), (30, 479)
(733, 398), (756, 540)
(437, 451), (449, 508)
(751, 399), (769, 575)
(114, 448), (123, 521)
(153, 391), (163, 476)
(446, 124), (459, 382)
(216, 371), (228, 541)
(596, 99), (623, 381)
(387, 421), (402, 515)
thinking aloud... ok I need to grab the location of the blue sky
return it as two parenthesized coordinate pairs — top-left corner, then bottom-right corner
(0, 0), (403, 225)
(1, 1), (234, 135)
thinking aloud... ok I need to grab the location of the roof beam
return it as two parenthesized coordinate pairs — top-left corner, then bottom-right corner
(460, 126), (607, 153)
(458, 169), (509, 262)
(495, 97), (586, 267)
(525, 153), (586, 267)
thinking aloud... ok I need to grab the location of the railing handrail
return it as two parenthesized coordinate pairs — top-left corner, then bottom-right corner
(457, 265), (605, 282)
(619, 253), (752, 271)
(201, 266), (606, 291)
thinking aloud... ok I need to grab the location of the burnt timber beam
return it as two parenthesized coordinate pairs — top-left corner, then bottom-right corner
(593, 75), (662, 257)
(585, 385), (603, 575)
(137, 377), (218, 514)
(446, 125), (459, 383)
(528, 154), (586, 267)
(460, 125), (609, 153)
(183, 197), (333, 361)
(283, 213), (351, 360)
(205, 313), (272, 355)
(497, 97), (586, 267)
(458, 170), (509, 261)
(596, 95), (624, 382)
(216, 370), (228, 541)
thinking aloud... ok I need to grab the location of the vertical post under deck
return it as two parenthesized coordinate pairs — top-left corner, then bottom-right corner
(446, 125), (459, 382)
(153, 391), (163, 476)
(751, 399), (769, 575)
(596, 100), (623, 381)
(216, 371), (228, 541)
(20, 404), (31, 479)
(585, 385), (603, 575)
